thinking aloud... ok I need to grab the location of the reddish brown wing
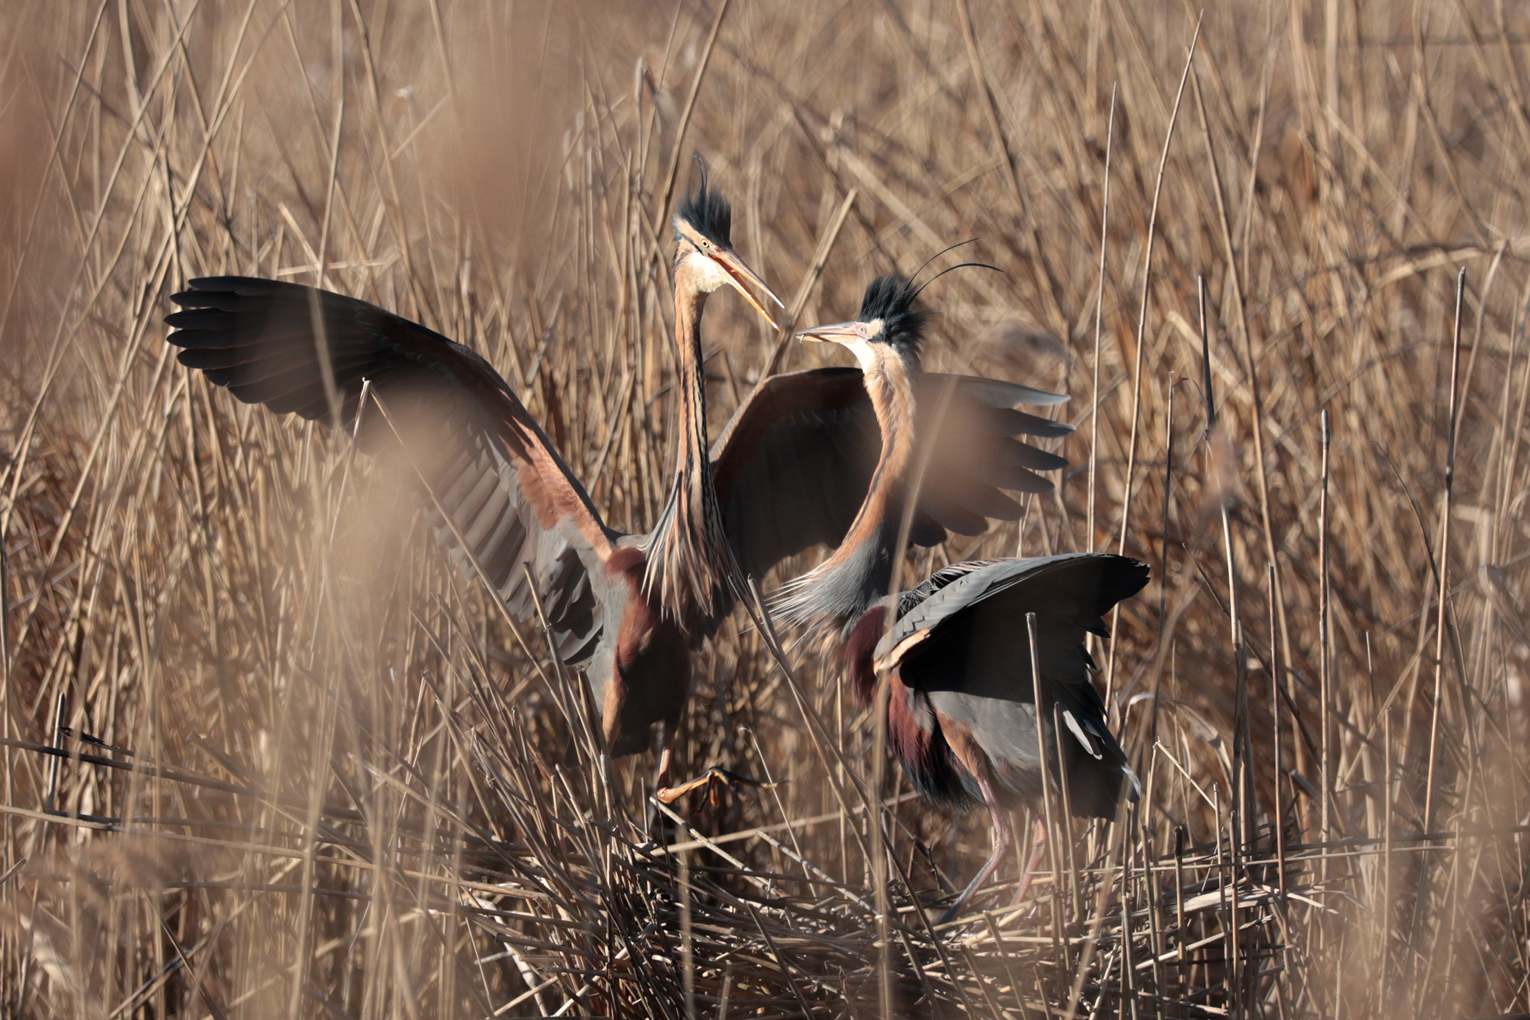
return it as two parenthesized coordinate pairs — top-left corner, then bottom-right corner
(166, 276), (615, 665)
(708, 367), (1073, 583)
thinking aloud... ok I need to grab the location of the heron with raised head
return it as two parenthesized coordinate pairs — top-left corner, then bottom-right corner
(164, 174), (1087, 796)
(165, 176), (782, 786)
(791, 275), (1149, 924)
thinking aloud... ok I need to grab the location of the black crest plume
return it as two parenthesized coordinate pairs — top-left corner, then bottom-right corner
(858, 247), (998, 358)
(675, 157), (732, 248)
(858, 275), (929, 356)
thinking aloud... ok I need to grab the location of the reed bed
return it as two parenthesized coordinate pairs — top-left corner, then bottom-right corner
(2, 0), (1528, 1016)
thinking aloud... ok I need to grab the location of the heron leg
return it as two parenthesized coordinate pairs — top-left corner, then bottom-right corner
(644, 721), (676, 841)
(938, 778), (1012, 925)
(1010, 815), (1049, 906)
(654, 721), (675, 794)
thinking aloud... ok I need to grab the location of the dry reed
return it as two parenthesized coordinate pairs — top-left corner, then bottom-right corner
(2, 0), (1529, 1017)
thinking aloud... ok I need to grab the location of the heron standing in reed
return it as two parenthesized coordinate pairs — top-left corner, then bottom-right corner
(165, 177), (781, 790)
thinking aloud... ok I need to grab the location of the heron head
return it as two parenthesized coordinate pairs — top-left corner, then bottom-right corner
(673, 175), (782, 328)
(795, 274), (929, 370)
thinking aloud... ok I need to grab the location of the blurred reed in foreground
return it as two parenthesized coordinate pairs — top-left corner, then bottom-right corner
(2, 0), (1528, 1016)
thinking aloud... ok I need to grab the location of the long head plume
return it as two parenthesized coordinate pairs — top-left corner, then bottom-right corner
(796, 255), (999, 370)
(674, 157), (733, 249)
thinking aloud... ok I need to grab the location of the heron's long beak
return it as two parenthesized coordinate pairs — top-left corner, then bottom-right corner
(795, 321), (867, 344)
(712, 248), (784, 330)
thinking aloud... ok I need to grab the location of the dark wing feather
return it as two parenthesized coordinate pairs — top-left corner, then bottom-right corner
(911, 373), (1071, 530)
(880, 554), (1150, 666)
(710, 368), (904, 581)
(166, 276), (616, 666)
(881, 553), (1150, 818)
(710, 368), (1074, 582)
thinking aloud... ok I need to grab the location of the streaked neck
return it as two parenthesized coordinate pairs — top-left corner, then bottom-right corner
(644, 264), (733, 623)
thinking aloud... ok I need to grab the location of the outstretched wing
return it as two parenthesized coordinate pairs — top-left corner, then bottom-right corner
(166, 276), (617, 665)
(878, 553), (1149, 672)
(709, 367), (1073, 582)
(878, 553), (1150, 818)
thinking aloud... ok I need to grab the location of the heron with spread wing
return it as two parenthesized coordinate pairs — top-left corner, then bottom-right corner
(163, 178), (1083, 795)
(165, 178), (780, 785)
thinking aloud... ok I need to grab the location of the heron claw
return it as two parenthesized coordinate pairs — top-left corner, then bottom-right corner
(655, 766), (778, 806)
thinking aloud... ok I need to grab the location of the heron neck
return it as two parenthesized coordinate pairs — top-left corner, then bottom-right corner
(772, 349), (918, 627)
(643, 267), (732, 623)
(672, 279), (713, 486)
(844, 354), (918, 566)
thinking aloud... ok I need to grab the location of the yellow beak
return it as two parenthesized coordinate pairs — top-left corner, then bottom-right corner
(712, 248), (785, 330)
(795, 320), (868, 344)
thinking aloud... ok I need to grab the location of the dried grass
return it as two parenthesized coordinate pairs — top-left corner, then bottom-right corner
(3, 0), (1529, 1016)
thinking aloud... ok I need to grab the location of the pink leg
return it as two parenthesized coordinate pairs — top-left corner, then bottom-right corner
(645, 722), (675, 838)
(1010, 815), (1049, 907)
(655, 733), (674, 794)
(939, 778), (1013, 925)
(654, 743), (673, 795)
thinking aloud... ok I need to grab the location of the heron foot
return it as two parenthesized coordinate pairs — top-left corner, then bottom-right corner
(655, 766), (778, 807)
